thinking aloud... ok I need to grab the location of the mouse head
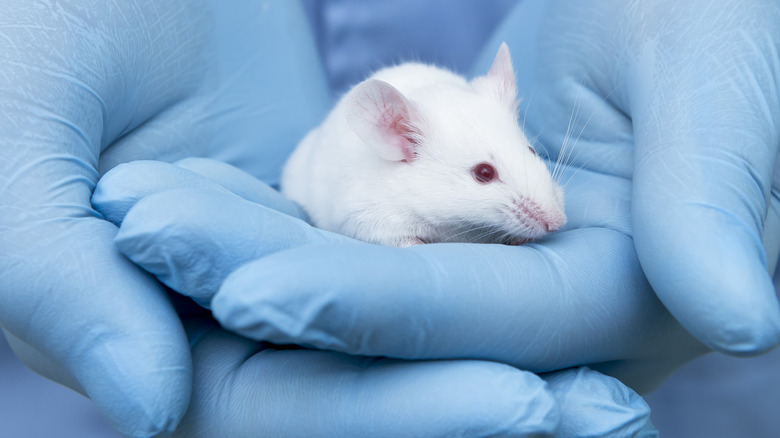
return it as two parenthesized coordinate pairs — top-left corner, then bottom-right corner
(344, 43), (566, 244)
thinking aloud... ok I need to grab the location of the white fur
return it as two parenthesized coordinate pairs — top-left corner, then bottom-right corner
(281, 43), (566, 247)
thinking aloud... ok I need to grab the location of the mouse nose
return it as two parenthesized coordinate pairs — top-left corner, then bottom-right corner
(543, 213), (566, 233)
(513, 199), (565, 235)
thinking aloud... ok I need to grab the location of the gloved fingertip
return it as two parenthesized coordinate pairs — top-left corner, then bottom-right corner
(209, 259), (288, 342)
(374, 359), (561, 438)
(174, 157), (308, 220)
(702, 308), (780, 356)
(681, 276), (780, 356)
(545, 367), (656, 437)
(65, 327), (193, 437)
(92, 161), (153, 225)
(93, 161), (213, 226)
(210, 252), (365, 350)
(10, 318), (192, 438)
(634, 196), (780, 356)
(90, 360), (191, 437)
(115, 190), (230, 305)
(484, 366), (560, 437)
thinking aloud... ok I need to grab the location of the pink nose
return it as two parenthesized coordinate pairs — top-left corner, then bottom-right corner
(513, 198), (565, 234)
(544, 215), (565, 233)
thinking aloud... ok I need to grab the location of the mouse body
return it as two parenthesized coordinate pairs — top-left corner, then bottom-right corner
(281, 43), (566, 247)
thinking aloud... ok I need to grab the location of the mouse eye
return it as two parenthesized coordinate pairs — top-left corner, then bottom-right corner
(528, 146), (536, 156)
(472, 162), (497, 183)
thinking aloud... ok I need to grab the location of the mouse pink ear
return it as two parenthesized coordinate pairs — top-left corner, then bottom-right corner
(472, 42), (518, 109)
(345, 79), (420, 162)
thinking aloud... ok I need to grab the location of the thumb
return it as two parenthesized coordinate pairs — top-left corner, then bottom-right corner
(0, 219), (193, 437)
(629, 1), (780, 354)
(0, 38), (192, 438)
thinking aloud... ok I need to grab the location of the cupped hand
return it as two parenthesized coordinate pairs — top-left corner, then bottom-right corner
(471, 0), (780, 355)
(0, 0), (328, 435)
(86, 0), (780, 430)
(96, 150), (703, 397)
(95, 158), (657, 437)
(93, 2), (744, 392)
(96, 6), (743, 396)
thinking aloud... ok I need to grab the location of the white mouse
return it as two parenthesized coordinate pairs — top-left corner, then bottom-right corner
(281, 43), (566, 247)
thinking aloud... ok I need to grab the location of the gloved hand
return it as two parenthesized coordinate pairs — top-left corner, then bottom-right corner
(469, 0), (780, 355)
(95, 0), (780, 403)
(0, 0), (657, 435)
(96, 157), (701, 399)
(0, 0), (330, 435)
(94, 157), (658, 437)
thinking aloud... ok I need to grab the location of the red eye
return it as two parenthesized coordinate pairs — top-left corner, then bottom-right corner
(472, 162), (497, 183)
(528, 146), (536, 156)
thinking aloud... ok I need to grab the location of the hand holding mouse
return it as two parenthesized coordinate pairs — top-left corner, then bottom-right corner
(86, 1), (780, 435)
(471, 0), (780, 355)
(99, 42), (705, 399)
(0, 0), (653, 435)
(95, 157), (657, 437)
(9, 0), (588, 436)
(0, 0), (359, 436)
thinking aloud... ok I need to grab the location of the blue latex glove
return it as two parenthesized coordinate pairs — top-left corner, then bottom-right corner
(0, 0), (330, 435)
(469, 0), (780, 355)
(93, 158), (657, 437)
(96, 158), (701, 399)
(0, 0), (655, 435)
(229, 0), (777, 384)
(96, 0), (780, 402)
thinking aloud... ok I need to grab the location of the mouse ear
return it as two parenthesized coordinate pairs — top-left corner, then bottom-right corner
(345, 79), (421, 162)
(472, 42), (518, 110)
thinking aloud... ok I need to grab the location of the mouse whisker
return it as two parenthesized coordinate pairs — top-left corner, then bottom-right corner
(522, 91), (533, 133)
(554, 81), (622, 184)
(443, 222), (499, 243)
(554, 75), (585, 182)
(559, 156), (594, 192)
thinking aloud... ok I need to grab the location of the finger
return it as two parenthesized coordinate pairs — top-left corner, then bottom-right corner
(92, 160), (304, 226)
(544, 367), (656, 437)
(628, 2), (780, 354)
(211, 229), (703, 393)
(93, 161), (233, 225)
(114, 188), (351, 306)
(0, 220), (192, 437)
(2, 1), (324, 435)
(171, 316), (559, 438)
(174, 157), (306, 219)
(1, 20), (193, 438)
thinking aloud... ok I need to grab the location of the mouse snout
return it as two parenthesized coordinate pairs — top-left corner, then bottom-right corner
(544, 213), (565, 233)
(512, 198), (566, 235)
